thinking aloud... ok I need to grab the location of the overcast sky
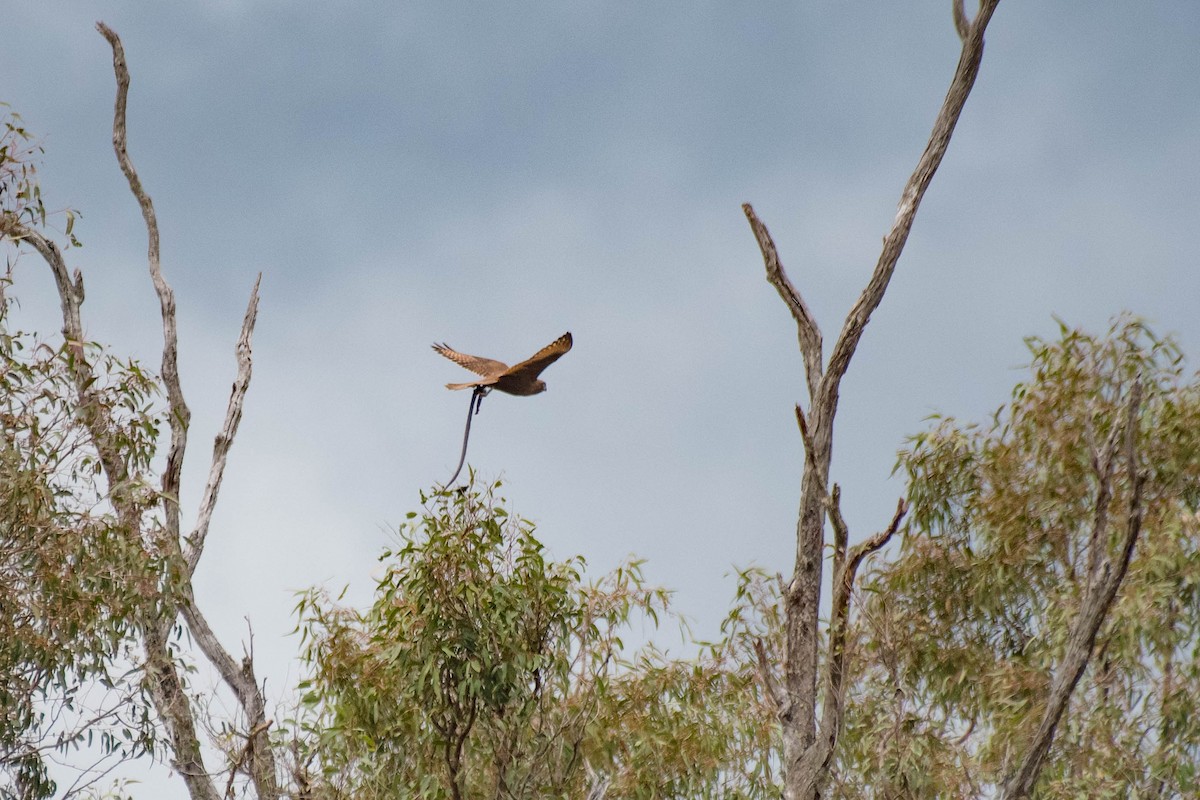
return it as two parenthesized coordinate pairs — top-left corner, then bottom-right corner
(6, 2), (1200, 795)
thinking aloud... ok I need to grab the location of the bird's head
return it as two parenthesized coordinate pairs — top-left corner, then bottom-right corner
(533, 380), (547, 394)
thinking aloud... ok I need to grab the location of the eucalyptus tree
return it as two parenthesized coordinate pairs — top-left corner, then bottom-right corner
(292, 479), (778, 800)
(2, 26), (272, 800)
(848, 320), (1199, 799)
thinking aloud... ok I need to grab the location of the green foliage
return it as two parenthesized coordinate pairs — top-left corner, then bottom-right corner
(292, 478), (778, 799)
(587, 566), (782, 799)
(840, 317), (1200, 798)
(0, 106), (80, 247)
(1, 236), (165, 795)
(0, 105), (44, 230)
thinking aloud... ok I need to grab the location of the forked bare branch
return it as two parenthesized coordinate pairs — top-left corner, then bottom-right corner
(798, 497), (907, 790)
(96, 21), (191, 545)
(821, 498), (907, 730)
(754, 638), (789, 718)
(794, 404), (827, 489)
(749, 4), (1003, 798)
(91, 23), (275, 800)
(744, 204), (823, 401)
(179, 596), (278, 800)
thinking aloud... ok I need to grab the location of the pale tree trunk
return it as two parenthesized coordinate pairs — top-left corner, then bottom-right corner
(95, 21), (279, 798)
(11, 24), (278, 800)
(744, 2), (1002, 798)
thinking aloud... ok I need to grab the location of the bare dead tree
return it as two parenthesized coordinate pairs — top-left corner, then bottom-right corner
(744, 2), (1001, 798)
(3, 23), (276, 800)
(95, 20), (281, 798)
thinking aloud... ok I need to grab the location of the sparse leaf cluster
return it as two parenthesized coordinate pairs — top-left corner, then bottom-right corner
(1, 233), (164, 800)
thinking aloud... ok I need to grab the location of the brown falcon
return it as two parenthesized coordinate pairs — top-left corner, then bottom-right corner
(432, 332), (572, 396)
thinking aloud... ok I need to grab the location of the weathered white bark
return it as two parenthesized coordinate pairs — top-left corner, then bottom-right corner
(95, 23), (279, 799)
(186, 275), (262, 574)
(7, 24), (276, 800)
(97, 22), (190, 547)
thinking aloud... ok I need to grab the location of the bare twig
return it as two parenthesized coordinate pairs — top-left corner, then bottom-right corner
(751, 7), (1003, 796)
(827, 484), (850, 582)
(754, 638), (789, 718)
(58, 746), (131, 800)
(843, 498), (908, 591)
(744, 204), (823, 401)
(180, 598), (279, 800)
(186, 275), (262, 573)
(817, 499), (907, 747)
(952, 0), (970, 41)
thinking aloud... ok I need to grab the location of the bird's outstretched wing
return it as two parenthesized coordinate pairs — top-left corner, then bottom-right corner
(502, 332), (573, 381)
(432, 343), (508, 377)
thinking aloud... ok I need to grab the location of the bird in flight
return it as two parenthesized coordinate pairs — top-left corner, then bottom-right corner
(432, 332), (572, 396)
